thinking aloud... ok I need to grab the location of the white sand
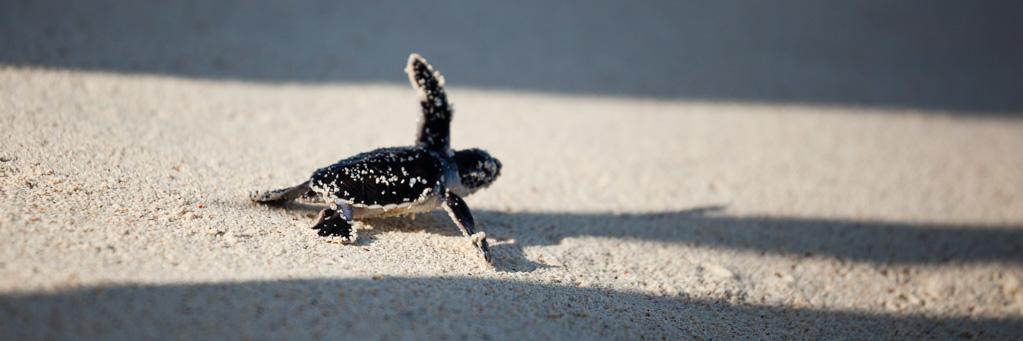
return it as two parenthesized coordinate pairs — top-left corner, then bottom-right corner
(2, 67), (1022, 339)
(2, 1), (1023, 338)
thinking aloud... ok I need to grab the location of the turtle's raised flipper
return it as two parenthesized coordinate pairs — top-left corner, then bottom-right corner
(311, 202), (356, 243)
(405, 53), (451, 152)
(249, 181), (311, 203)
(442, 192), (493, 266)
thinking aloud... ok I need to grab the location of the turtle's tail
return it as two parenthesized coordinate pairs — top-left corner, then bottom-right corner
(249, 181), (311, 203)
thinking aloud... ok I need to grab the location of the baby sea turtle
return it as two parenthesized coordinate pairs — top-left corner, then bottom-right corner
(250, 53), (502, 265)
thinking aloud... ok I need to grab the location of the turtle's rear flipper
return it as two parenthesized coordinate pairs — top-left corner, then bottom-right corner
(311, 206), (356, 243)
(249, 181), (311, 203)
(297, 190), (325, 204)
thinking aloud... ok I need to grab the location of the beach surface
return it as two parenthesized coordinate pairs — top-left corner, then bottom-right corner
(2, 1), (1023, 339)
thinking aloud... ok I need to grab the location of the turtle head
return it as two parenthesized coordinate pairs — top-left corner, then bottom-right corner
(452, 148), (502, 194)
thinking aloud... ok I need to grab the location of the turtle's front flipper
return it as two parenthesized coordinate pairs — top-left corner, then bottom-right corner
(442, 192), (493, 266)
(311, 202), (356, 243)
(405, 54), (451, 152)
(249, 181), (311, 203)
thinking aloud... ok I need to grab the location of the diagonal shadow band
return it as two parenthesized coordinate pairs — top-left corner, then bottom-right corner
(0, 277), (1017, 339)
(2, 0), (1021, 114)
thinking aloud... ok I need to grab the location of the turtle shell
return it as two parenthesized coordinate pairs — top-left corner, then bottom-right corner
(309, 147), (446, 208)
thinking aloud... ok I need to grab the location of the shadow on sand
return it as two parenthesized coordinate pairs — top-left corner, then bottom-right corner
(3, 204), (1021, 338)
(276, 203), (1023, 269)
(475, 207), (1023, 266)
(1, 277), (1018, 339)
(2, 0), (1022, 114)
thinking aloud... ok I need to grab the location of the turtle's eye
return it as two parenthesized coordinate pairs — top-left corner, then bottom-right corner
(483, 157), (502, 179)
(454, 148), (501, 189)
(492, 158), (502, 177)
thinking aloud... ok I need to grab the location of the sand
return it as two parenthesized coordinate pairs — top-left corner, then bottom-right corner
(1, 67), (1021, 339)
(3, 1), (1023, 340)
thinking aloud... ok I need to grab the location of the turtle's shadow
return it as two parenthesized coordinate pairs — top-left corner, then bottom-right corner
(260, 201), (1023, 269)
(473, 206), (1023, 266)
(277, 202), (551, 272)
